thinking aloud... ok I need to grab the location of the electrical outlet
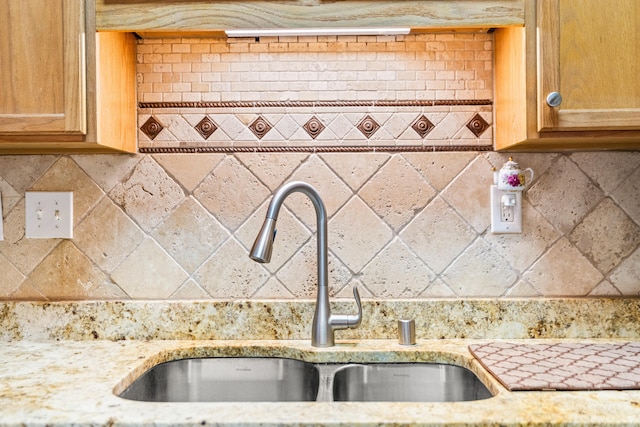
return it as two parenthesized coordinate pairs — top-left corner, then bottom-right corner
(490, 185), (522, 233)
(25, 192), (73, 239)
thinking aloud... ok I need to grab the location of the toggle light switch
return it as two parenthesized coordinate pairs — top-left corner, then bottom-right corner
(25, 192), (73, 239)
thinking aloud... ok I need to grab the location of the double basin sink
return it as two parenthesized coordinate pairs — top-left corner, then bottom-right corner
(118, 357), (492, 403)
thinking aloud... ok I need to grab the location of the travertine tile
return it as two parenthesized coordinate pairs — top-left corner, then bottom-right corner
(0, 155), (57, 194)
(329, 196), (393, 272)
(360, 238), (436, 298)
(570, 152), (640, 194)
(442, 238), (517, 297)
(111, 238), (188, 299)
(360, 155), (436, 232)
(194, 238), (269, 298)
(152, 197), (230, 273)
(275, 240), (351, 297)
(0, 176), (20, 216)
(30, 241), (126, 300)
(441, 155), (494, 233)
(527, 156), (604, 235)
(72, 154), (143, 193)
(608, 249), (640, 295)
(30, 157), (105, 224)
(569, 198), (640, 273)
(320, 152), (389, 191)
(523, 238), (603, 296)
(153, 154), (225, 192)
(110, 157), (186, 233)
(0, 253), (24, 297)
(484, 199), (560, 273)
(402, 152), (475, 191)
(252, 276), (296, 299)
(194, 156), (270, 231)
(169, 279), (212, 299)
(401, 196), (476, 274)
(74, 197), (145, 273)
(235, 152), (309, 191)
(589, 280), (623, 297)
(612, 166), (640, 223)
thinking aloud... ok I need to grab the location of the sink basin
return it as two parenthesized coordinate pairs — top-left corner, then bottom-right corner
(118, 357), (493, 403)
(119, 357), (319, 402)
(332, 363), (492, 402)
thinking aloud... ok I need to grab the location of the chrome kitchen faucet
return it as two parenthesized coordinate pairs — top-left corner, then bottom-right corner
(249, 181), (362, 347)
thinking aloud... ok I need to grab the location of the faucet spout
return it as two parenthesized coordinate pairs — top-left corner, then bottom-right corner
(249, 181), (362, 347)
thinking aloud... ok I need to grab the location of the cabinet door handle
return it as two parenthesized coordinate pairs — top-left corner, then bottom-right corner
(546, 92), (562, 107)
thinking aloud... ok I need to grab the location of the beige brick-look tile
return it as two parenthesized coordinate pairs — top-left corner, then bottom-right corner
(360, 155), (435, 232)
(401, 196), (476, 274)
(74, 197), (145, 273)
(569, 198), (640, 273)
(111, 238), (188, 299)
(442, 238), (517, 297)
(110, 157), (185, 233)
(523, 238), (603, 296)
(152, 197), (230, 273)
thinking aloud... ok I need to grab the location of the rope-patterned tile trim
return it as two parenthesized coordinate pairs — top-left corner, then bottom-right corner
(138, 100), (493, 109)
(139, 145), (493, 154)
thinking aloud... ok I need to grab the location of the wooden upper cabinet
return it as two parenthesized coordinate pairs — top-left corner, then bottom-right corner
(495, 0), (640, 150)
(0, 0), (137, 153)
(0, 0), (85, 135)
(538, 0), (640, 132)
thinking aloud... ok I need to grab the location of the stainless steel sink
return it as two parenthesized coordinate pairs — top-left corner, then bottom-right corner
(332, 363), (493, 402)
(118, 358), (493, 403)
(119, 357), (319, 402)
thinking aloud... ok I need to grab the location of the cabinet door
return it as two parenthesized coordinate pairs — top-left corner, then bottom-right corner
(537, 0), (640, 131)
(0, 0), (85, 135)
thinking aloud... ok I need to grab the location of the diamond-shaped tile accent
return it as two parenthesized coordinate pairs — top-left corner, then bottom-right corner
(194, 116), (218, 140)
(140, 116), (164, 140)
(411, 115), (435, 138)
(357, 115), (380, 138)
(303, 116), (325, 139)
(249, 116), (273, 139)
(465, 113), (490, 137)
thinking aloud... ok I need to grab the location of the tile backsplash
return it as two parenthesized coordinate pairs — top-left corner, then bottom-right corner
(0, 34), (638, 301)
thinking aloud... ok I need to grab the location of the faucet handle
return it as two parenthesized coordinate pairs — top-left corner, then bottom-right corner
(346, 285), (362, 328)
(328, 285), (363, 330)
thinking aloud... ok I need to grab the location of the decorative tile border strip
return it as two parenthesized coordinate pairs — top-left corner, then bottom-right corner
(139, 145), (492, 154)
(138, 99), (494, 152)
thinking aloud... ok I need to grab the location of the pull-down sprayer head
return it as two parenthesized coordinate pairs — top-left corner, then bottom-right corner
(249, 217), (277, 263)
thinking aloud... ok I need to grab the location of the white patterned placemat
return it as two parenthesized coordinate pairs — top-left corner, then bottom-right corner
(469, 342), (640, 391)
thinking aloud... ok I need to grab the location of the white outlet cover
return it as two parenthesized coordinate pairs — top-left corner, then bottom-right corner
(25, 192), (73, 239)
(490, 185), (522, 234)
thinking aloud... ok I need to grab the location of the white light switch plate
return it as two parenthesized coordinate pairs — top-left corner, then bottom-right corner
(490, 185), (522, 233)
(25, 192), (73, 239)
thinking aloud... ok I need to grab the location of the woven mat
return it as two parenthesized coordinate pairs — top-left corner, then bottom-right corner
(469, 342), (640, 391)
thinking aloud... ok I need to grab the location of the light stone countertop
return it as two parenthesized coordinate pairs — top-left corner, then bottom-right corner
(2, 338), (640, 427)
(1, 299), (640, 426)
